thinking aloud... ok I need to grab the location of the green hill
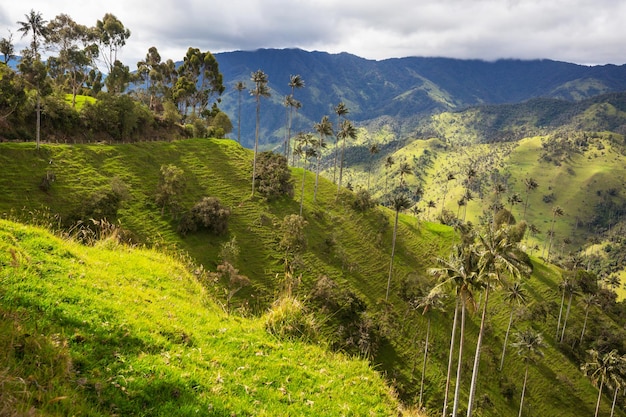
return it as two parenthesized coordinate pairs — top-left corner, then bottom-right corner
(1, 139), (626, 416)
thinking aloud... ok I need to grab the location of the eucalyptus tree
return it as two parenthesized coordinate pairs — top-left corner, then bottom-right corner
(178, 47), (224, 116)
(17, 9), (48, 150)
(0, 32), (15, 64)
(522, 177), (539, 220)
(285, 74), (304, 159)
(337, 118), (357, 195)
(512, 329), (545, 417)
(430, 243), (481, 417)
(313, 115), (332, 201)
(136, 46), (164, 111)
(500, 282), (528, 371)
(583, 349), (622, 417)
(234, 81), (246, 143)
(333, 102), (349, 183)
(250, 69), (270, 197)
(414, 288), (446, 409)
(467, 224), (531, 417)
(386, 192), (412, 301)
(94, 13), (130, 75)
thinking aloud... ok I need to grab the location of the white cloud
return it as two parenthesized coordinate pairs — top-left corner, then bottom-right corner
(1, 0), (624, 66)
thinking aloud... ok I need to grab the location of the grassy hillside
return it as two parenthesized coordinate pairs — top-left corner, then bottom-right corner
(1, 139), (625, 416)
(0, 219), (404, 416)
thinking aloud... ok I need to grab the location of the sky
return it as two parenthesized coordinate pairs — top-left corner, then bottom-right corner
(1, 0), (625, 67)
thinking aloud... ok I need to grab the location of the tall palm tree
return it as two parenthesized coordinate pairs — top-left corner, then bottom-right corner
(555, 275), (573, 339)
(337, 118), (357, 195)
(522, 177), (539, 220)
(430, 243), (481, 417)
(512, 329), (545, 417)
(500, 282), (528, 371)
(414, 288), (445, 409)
(440, 172), (456, 216)
(286, 74), (305, 160)
(544, 205), (564, 261)
(583, 349), (622, 417)
(579, 293), (599, 344)
(608, 355), (626, 417)
(250, 70), (270, 197)
(234, 81), (246, 144)
(17, 9), (48, 150)
(332, 102), (349, 183)
(398, 161), (412, 186)
(426, 200), (436, 221)
(386, 193), (412, 301)
(367, 143), (380, 191)
(384, 155), (395, 195)
(507, 192), (523, 215)
(466, 225), (531, 417)
(313, 115), (333, 201)
(295, 132), (314, 216)
(559, 276), (578, 343)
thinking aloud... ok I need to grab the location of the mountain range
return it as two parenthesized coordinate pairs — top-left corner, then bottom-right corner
(214, 48), (626, 147)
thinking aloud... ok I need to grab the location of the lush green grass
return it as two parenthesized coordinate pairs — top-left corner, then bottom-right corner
(0, 219), (404, 416)
(1, 139), (624, 416)
(64, 93), (96, 111)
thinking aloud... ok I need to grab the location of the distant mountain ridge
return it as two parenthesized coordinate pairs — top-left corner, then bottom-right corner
(214, 48), (626, 147)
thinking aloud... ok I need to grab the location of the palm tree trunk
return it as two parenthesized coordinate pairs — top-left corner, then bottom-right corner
(518, 364), (529, 417)
(595, 376), (604, 417)
(500, 307), (515, 370)
(610, 386), (619, 417)
(452, 299), (466, 417)
(332, 136), (339, 184)
(36, 92), (41, 150)
(300, 159), (307, 216)
(251, 97), (260, 196)
(442, 298), (459, 417)
(580, 308), (590, 344)
(556, 288), (566, 339)
(467, 285), (490, 417)
(314, 156), (320, 202)
(419, 318), (431, 408)
(338, 136), (347, 193)
(560, 292), (573, 343)
(386, 210), (400, 301)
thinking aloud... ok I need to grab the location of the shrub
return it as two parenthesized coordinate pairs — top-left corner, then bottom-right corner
(254, 151), (294, 200)
(264, 296), (319, 342)
(178, 197), (231, 235)
(352, 188), (376, 211)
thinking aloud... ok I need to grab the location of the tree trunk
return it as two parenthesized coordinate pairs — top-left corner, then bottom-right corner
(251, 96), (260, 196)
(314, 156), (320, 202)
(442, 298), (459, 417)
(560, 292), (573, 343)
(419, 318), (431, 408)
(386, 210), (400, 301)
(610, 386), (618, 417)
(518, 364), (529, 417)
(337, 136), (347, 193)
(300, 159), (307, 216)
(36, 92), (41, 150)
(580, 308), (590, 344)
(467, 285), (491, 417)
(595, 376), (604, 417)
(452, 299), (466, 417)
(556, 288), (566, 339)
(500, 307), (515, 371)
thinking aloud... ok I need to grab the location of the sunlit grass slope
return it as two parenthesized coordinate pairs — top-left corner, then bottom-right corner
(0, 219), (402, 416)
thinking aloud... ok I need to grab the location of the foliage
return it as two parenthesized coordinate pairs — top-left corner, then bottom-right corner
(178, 196), (231, 236)
(254, 151), (294, 200)
(353, 188), (376, 211)
(264, 296), (319, 343)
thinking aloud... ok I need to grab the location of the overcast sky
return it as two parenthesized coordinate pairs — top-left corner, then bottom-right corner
(1, 0), (625, 67)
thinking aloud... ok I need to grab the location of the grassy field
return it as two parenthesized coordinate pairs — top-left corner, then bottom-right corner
(1, 138), (624, 416)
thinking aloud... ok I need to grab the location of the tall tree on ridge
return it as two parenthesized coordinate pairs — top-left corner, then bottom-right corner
(386, 192), (412, 301)
(333, 102), (349, 183)
(512, 329), (545, 417)
(313, 115), (332, 201)
(583, 349), (623, 417)
(544, 205), (564, 261)
(500, 282), (528, 371)
(337, 118), (357, 195)
(522, 177), (539, 220)
(250, 69), (270, 197)
(367, 142), (379, 191)
(17, 9), (48, 150)
(286, 74), (304, 160)
(234, 81), (246, 143)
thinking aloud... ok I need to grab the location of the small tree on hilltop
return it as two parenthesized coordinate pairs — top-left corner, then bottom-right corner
(155, 164), (186, 217)
(254, 151), (294, 200)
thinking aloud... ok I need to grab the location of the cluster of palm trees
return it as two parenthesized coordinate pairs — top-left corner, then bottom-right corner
(428, 220), (533, 417)
(582, 348), (626, 417)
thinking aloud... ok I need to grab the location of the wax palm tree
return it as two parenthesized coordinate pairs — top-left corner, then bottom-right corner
(430, 242), (481, 417)
(467, 225), (531, 417)
(337, 118), (357, 195)
(583, 349), (622, 417)
(17, 9), (48, 150)
(559, 275), (578, 343)
(507, 192), (523, 215)
(579, 293), (599, 344)
(426, 199), (436, 221)
(500, 282), (528, 371)
(544, 205), (564, 261)
(367, 143), (380, 191)
(313, 115), (333, 201)
(295, 132), (314, 216)
(250, 70), (270, 197)
(608, 355), (626, 417)
(512, 329), (545, 417)
(286, 74), (305, 159)
(234, 81), (246, 143)
(332, 102), (349, 183)
(384, 155), (395, 195)
(414, 288), (446, 409)
(398, 161), (412, 186)
(440, 172), (456, 216)
(386, 192), (412, 301)
(555, 274), (572, 339)
(522, 177), (539, 220)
